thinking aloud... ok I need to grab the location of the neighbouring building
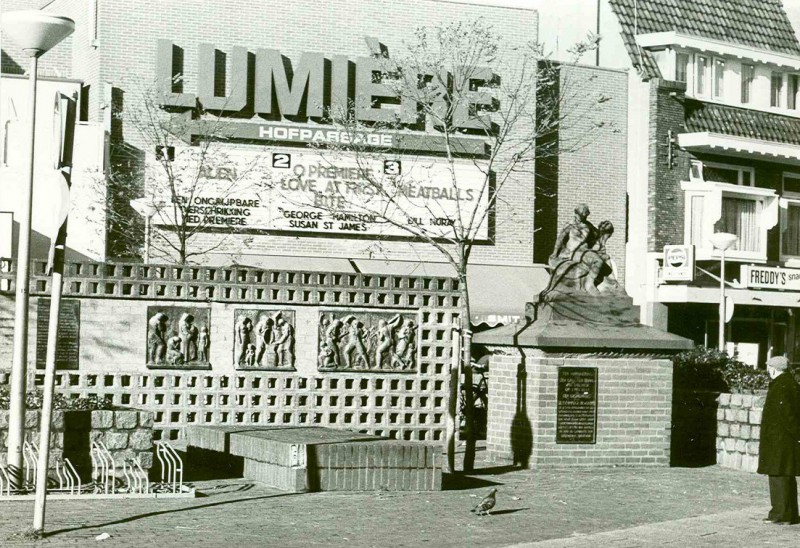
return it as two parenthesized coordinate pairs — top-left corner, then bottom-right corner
(538, 0), (800, 368)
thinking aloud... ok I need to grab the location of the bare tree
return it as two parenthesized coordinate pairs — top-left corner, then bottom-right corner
(106, 80), (269, 263)
(272, 21), (613, 472)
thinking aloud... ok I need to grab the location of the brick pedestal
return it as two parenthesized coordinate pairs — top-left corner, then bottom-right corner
(484, 348), (674, 467)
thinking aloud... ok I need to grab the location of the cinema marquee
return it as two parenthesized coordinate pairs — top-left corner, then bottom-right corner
(155, 38), (498, 147)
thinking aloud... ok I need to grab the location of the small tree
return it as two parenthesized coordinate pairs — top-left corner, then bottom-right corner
(273, 21), (614, 472)
(106, 80), (269, 263)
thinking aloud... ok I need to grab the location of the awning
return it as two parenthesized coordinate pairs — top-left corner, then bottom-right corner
(354, 259), (550, 327)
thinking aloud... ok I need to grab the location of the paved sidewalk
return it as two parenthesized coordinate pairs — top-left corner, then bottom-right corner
(0, 448), (796, 547)
(512, 507), (799, 547)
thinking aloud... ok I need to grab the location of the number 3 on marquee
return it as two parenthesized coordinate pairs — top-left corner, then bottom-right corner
(272, 153), (292, 168)
(383, 160), (402, 175)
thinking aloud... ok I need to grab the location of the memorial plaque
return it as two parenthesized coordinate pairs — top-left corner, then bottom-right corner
(556, 367), (598, 444)
(36, 298), (80, 370)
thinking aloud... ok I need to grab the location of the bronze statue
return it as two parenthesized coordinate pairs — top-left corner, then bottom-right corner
(147, 313), (168, 364)
(543, 204), (620, 297)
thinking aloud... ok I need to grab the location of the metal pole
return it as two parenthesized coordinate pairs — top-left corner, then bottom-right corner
(718, 249), (726, 352)
(445, 317), (461, 474)
(7, 54), (39, 488)
(32, 220), (67, 534)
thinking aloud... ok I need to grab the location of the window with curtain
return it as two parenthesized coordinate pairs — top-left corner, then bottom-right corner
(676, 53), (689, 83)
(715, 197), (760, 252)
(689, 195), (705, 246)
(741, 64), (755, 104)
(696, 55), (708, 95)
(713, 58), (725, 98)
(772, 72), (784, 107)
(783, 203), (800, 256)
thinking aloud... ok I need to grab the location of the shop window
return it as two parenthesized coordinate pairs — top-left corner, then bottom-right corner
(741, 64), (755, 104)
(771, 72), (784, 108)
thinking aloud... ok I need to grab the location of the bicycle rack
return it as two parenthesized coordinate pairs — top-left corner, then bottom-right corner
(155, 441), (183, 493)
(22, 441), (39, 489)
(121, 456), (150, 494)
(90, 441), (116, 494)
(0, 465), (11, 496)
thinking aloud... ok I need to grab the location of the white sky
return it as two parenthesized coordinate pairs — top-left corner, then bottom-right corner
(461, 0), (800, 59)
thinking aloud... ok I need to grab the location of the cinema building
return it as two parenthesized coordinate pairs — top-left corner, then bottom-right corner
(590, 0), (800, 367)
(0, 0), (628, 451)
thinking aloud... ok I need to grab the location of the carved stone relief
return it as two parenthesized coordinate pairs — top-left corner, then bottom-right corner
(234, 309), (295, 370)
(318, 311), (417, 372)
(146, 306), (211, 369)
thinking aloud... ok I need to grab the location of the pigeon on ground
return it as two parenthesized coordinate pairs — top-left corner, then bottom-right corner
(471, 488), (498, 516)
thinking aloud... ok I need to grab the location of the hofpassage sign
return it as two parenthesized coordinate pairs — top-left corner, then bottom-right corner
(150, 148), (490, 239)
(740, 265), (800, 290)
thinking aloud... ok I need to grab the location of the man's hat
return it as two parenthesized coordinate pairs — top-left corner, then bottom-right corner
(767, 355), (789, 371)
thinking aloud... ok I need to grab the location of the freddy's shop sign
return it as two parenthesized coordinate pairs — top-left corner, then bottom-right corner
(740, 265), (800, 291)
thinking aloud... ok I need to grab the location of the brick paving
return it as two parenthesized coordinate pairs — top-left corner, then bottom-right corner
(0, 447), (794, 547)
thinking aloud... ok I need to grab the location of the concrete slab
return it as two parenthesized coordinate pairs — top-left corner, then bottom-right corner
(186, 425), (442, 492)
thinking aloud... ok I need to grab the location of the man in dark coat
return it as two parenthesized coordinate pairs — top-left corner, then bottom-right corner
(758, 355), (800, 524)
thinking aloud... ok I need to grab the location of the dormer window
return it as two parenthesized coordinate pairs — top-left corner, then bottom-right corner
(771, 72), (784, 107)
(696, 55), (709, 96)
(789, 75), (800, 110)
(713, 58), (725, 98)
(676, 53), (689, 83)
(741, 64), (755, 103)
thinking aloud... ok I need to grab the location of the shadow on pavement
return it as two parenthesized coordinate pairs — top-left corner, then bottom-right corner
(443, 473), (503, 490)
(44, 491), (300, 538)
(488, 508), (529, 516)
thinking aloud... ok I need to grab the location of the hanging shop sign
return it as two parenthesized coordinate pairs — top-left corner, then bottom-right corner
(148, 148), (490, 240)
(740, 265), (800, 291)
(662, 245), (695, 282)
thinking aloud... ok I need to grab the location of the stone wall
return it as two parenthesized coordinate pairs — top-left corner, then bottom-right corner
(486, 348), (673, 467)
(716, 392), (764, 473)
(0, 260), (459, 443)
(0, 408), (154, 478)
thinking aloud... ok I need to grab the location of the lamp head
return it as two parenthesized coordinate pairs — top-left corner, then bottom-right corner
(1, 11), (74, 58)
(709, 232), (738, 252)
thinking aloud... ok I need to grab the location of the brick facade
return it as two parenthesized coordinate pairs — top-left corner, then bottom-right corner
(535, 64), (629, 283)
(486, 348), (673, 467)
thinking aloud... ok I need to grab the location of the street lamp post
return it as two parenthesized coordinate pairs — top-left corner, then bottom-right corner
(0, 10), (75, 489)
(709, 232), (738, 352)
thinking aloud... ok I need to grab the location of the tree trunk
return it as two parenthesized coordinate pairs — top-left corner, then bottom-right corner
(460, 270), (476, 473)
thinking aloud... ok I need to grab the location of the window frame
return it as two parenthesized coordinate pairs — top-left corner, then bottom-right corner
(780, 172), (800, 263)
(695, 54), (710, 96)
(771, 71), (784, 108)
(682, 178), (777, 262)
(741, 63), (755, 104)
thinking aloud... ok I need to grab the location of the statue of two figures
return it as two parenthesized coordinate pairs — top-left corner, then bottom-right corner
(318, 312), (416, 371)
(147, 311), (209, 367)
(542, 203), (622, 298)
(235, 311), (295, 369)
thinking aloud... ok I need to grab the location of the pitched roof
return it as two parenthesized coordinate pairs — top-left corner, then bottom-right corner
(608, 0), (800, 79)
(683, 99), (800, 146)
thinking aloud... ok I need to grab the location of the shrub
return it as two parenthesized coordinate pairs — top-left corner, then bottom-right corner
(0, 386), (113, 411)
(672, 346), (771, 394)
